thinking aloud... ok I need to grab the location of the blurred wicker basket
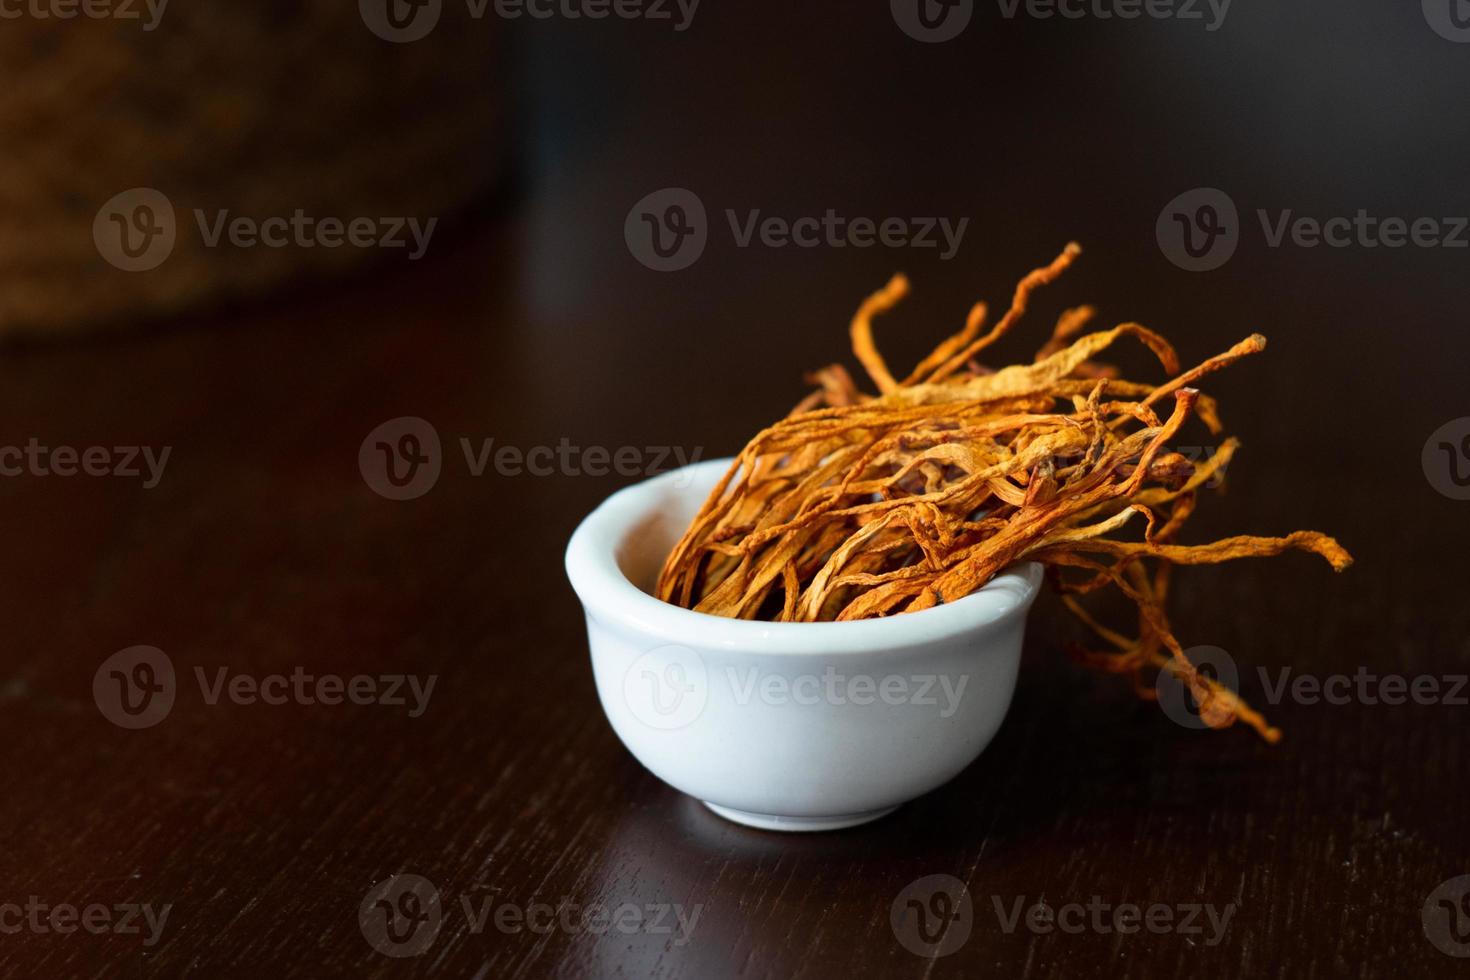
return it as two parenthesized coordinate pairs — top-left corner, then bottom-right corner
(0, 1), (507, 340)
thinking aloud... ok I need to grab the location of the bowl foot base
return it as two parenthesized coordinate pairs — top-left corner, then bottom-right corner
(702, 801), (899, 832)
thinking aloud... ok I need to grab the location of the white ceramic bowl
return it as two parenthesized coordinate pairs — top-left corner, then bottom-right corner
(565, 458), (1043, 832)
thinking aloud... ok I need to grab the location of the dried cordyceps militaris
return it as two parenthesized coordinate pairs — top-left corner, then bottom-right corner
(655, 244), (1351, 741)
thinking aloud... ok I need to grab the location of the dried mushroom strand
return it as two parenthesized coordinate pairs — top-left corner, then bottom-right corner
(656, 244), (1352, 741)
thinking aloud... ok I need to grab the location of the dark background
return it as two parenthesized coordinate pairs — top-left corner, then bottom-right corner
(2, 1), (1468, 976)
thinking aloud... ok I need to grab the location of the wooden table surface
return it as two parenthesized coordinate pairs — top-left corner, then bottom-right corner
(4, 4), (1469, 977)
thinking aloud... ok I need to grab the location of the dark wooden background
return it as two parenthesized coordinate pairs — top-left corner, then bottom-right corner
(3, 2), (1469, 977)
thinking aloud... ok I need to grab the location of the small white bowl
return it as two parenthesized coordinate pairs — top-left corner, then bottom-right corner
(565, 458), (1043, 832)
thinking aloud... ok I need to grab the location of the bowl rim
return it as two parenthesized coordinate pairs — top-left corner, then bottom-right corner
(565, 457), (1044, 656)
